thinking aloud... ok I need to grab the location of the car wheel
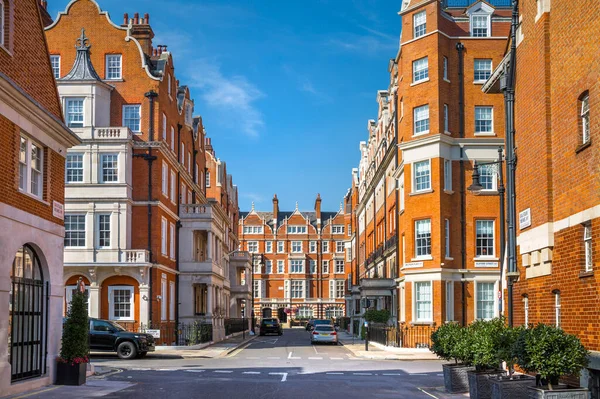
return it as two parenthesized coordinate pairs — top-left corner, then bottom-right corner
(117, 341), (137, 360)
(137, 351), (148, 358)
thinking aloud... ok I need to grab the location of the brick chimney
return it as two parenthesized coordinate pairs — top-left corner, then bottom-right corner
(272, 194), (279, 227)
(124, 12), (154, 57)
(315, 193), (322, 227)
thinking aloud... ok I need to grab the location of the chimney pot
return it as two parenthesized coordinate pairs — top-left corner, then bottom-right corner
(123, 13), (128, 25)
(134, 12), (139, 24)
(144, 13), (150, 24)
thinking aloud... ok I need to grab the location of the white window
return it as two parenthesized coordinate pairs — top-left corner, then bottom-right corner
(108, 286), (134, 320)
(297, 306), (313, 318)
(66, 98), (84, 128)
(336, 241), (344, 253)
(287, 225), (307, 234)
(169, 281), (175, 321)
(162, 162), (168, 195)
(290, 260), (304, 273)
(170, 171), (176, 202)
(309, 241), (317, 253)
(253, 280), (261, 298)
(444, 159), (452, 191)
(335, 259), (344, 273)
(50, 55), (60, 79)
(66, 153), (83, 183)
(413, 10), (426, 38)
(413, 160), (431, 192)
(248, 241), (258, 253)
(97, 214), (111, 248)
(443, 56), (448, 81)
(106, 55), (122, 80)
(471, 14), (490, 37)
(309, 260), (316, 273)
(523, 296), (529, 326)
(253, 257), (262, 273)
(123, 105), (141, 133)
(65, 214), (86, 247)
(479, 164), (497, 190)
(265, 260), (273, 274)
(414, 281), (432, 322)
(161, 277), (167, 321)
(581, 94), (590, 144)
(291, 280), (304, 298)
(265, 241), (273, 253)
(347, 224), (352, 237)
(206, 171), (211, 187)
(412, 57), (428, 83)
(476, 220), (495, 257)
(399, 176), (405, 211)
(243, 226), (264, 234)
(332, 225), (345, 234)
(474, 59), (492, 82)
(181, 143), (185, 164)
(444, 104), (449, 133)
(322, 241), (329, 253)
(277, 260), (284, 274)
(322, 260), (330, 273)
(445, 281), (454, 321)
(330, 280), (345, 298)
(170, 126), (175, 151)
(277, 241), (285, 253)
(100, 154), (118, 183)
(476, 282), (495, 320)
(415, 219), (431, 258)
(169, 223), (175, 259)
(167, 73), (172, 97)
(445, 219), (450, 258)
(291, 241), (302, 253)
(475, 106), (493, 134)
(585, 224), (593, 272)
(413, 104), (429, 135)
(161, 217), (167, 255)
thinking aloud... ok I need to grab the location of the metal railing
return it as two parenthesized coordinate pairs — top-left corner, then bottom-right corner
(137, 322), (213, 346)
(369, 323), (436, 348)
(224, 318), (248, 336)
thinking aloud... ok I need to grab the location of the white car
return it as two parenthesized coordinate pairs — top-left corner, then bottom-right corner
(311, 325), (338, 345)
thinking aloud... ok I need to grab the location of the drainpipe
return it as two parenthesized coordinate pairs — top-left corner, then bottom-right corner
(145, 90), (158, 324)
(455, 42), (467, 326)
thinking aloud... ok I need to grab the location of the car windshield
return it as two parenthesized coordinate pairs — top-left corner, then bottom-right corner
(108, 321), (126, 331)
(262, 319), (278, 325)
(315, 326), (334, 332)
(314, 320), (332, 325)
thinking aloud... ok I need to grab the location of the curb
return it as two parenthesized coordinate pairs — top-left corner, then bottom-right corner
(224, 335), (258, 356)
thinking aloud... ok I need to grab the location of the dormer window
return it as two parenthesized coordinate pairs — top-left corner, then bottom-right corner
(471, 15), (490, 37)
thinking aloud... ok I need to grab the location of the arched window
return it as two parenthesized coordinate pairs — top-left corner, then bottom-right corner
(9, 244), (47, 382)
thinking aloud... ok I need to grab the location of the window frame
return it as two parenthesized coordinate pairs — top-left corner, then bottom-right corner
(291, 280), (305, 298)
(161, 217), (168, 255)
(170, 170), (176, 203)
(584, 223), (593, 272)
(161, 161), (168, 195)
(413, 10), (426, 38)
(412, 159), (431, 192)
(474, 59), (492, 83)
(108, 285), (134, 321)
(309, 241), (317, 253)
(277, 241), (285, 253)
(475, 220), (495, 258)
(412, 57), (429, 84)
(169, 222), (175, 259)
(169, 281), (175, 321)
(335, 259), (344, 274)
(161, 277), (167, 321)
(122, 104), (141, 133)
(413, 104), (430, 136)
(443, 104), (449, 133)
(413, 281), (433, 322)
(291, 241), (302, 253)
(65, 97), (84, 128)
(277, 260), (284, 274)
(290, 259), (304, 274)
(287, 225), (307, 234)
(474, 106), (494, 135)
(554, 291), (561, 328)
(322, 241), (329, 253)
(414, 219), (432, 259)
(265, 241), (273, 253)
(471, 14), (490, 37)
(444, 159), (452, 191)
(66, 153), (84, 183)
(105, 54), (123, 80)
(475, 281), (495, 320)
(206, 171), (211, 188)
(581, 94), (590, 145)
(97, 213), (111, 249)
(248, 241), (258, 253)
(445, 281), (454, 321)
(479, 163), (497, 191)
(443, 56), (449, 81)
(65, 214), (86, 248)
(0, 0), (5, 48)
(445, 218), (450, 258)
(335, 241), (344, 253)
(50, 55), (61, 79)
(99, 153), (118, 183)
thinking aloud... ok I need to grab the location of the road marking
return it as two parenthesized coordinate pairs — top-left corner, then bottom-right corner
(214, 370), (233, 373)
(269, 372), (288, 382)
(267, 357), (281, 360)
(288, 352), (301, 360)
(326, 372), (344, 375)
(410, 373), (427, 376)
(417, 387), (439, 398)
(11, 386), (59, 399)
(382, 373), (402, 376)
(157, 368), (178, 371)
(246, 357), (260, 359)
(437, 374), (444, 377)
(330, 357), (344, 360)
(308, 357), (323, 360)
(131, 368), (152, 371)
(243, 371), (261, 375)
(353, 372), (372, 376)
(312, 345), (319, 354)
(185, 370), (206, 373)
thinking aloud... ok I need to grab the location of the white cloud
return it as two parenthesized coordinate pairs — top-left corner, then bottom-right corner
(187, 59), (265, 137)
(327, 34), (397, 55)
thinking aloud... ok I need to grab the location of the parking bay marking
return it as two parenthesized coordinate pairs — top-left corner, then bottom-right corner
(288, 352), (301, 360)
(269, 372), (288, 382)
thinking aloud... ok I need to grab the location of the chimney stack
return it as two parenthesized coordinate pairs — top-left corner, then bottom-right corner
(123, 13), (129, 25)
(144, 13), (150, 24)
(272, 194), (279, 227)
(129, 12), (154, 57)
(315, 193), (322, 227)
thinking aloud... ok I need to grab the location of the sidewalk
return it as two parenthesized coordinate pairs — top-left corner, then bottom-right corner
(147, 331), (257, 359)
(338, 331), (440, 361)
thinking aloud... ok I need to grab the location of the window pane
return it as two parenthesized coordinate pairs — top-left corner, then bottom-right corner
(476, 220), (494, 256)
(66, 154), (83, 183)
(66, 99), (84, 128)
(414, 105), (429, 134)
(474, 59), (492, 81)
(50, 55), (60, 79)
(415, 219), (431, 257)
(98, 215), (111, 247)
(19, 137), (27, 190)
(475, 106), (493, 133)
(113, 288), (131, 319)
(415, 282), (432, 321)
(106, 55), (122, 79)
(472, 15), (489, 37)
(414, 11), (426, 38)
(123, 105), (141, 132)
(30, 143), (42, 197)
(414, 160), (430, 191)
(477, 282), (494, 319)
(65, 215), (86, 247)
(479, 164), (496, 190)
(101, 154), (118, 182)
(413, 57), (429, 82)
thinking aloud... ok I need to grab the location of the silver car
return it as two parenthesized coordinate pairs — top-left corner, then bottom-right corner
(310, 325), (338, 345)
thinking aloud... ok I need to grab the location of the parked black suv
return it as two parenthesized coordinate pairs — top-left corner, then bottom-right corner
(259, 318), (283, 336)
(89, 318), (155, 360)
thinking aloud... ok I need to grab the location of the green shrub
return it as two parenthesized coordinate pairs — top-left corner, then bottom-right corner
(496, 325), (524, 376)
(515, 324), (589, 390)
(364, 309), (390, 324)
(360, 324), (366, 340)
(59, 286), (89, 365)
(468, 318), (506, 371)
(430, 322), (470, 364)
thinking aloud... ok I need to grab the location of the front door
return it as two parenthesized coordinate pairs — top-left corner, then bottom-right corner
(278, 308), (287, 323)
(262, 307), (272, 318)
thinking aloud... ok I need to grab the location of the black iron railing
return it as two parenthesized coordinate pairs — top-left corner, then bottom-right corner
(137, 322), (213, 346)
(224, 318), (248, 336)
(369, 323), (437, 348)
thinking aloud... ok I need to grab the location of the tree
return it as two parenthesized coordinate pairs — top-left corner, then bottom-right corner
(59, 285), (89, 365)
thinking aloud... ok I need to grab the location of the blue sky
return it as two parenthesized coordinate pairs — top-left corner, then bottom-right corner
(49, 0), (402, 212)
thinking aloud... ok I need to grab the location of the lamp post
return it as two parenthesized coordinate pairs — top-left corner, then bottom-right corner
(250, 253), (264, 334)
(468, 147), (507, 321)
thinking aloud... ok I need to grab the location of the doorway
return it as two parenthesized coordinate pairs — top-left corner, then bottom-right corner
(277, 308), (287, 323)
(262, 307), (272, 318)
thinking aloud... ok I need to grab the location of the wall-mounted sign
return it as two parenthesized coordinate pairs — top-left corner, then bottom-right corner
(475, 261), (499, 268)
(519, 208), (531, 230)
(53, 201), (64, 220)
(404, 262), (423, 268)
(145, 329), (160, 338)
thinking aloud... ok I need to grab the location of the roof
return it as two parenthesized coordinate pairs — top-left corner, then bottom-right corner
(59, 29), (102, 82)
(444, 0), (512, 8)
(240, 210), (341, 230)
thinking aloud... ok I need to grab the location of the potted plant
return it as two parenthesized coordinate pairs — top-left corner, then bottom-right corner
(467, 318), (508, 399)
(515, 324), (589, 398)
(431, 322), (475, 393)
(490, 325), (536, 399)
(56, 283), (89, 385)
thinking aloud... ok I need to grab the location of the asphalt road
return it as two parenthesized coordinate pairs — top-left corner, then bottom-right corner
(88, 328), (445, 399)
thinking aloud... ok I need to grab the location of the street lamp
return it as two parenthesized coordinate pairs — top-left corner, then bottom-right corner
(250, 253), (264, 334)
(468, 147), (509, 322)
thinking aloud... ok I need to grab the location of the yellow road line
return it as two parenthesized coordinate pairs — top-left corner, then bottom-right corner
(12, 386), (59, 399)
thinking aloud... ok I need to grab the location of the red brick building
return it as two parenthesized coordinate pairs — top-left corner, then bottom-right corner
(482, 0), (600, 392)
(239, 195), (351, 321)
(350, 0), (511, 332)
(0, 0), (80, 393)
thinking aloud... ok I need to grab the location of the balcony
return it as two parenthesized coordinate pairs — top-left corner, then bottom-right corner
(359, 277), (395, 296)
(180, 259), (222, 275)
(230, 251), (251, 264)
(180, 204), (213, 220)
(230, 283), (251, 296)
(71, 126), (132, 141)
(121, 249), (150, 264)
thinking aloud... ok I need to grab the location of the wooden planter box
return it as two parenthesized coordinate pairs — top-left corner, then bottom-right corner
(55, 362), (87, 386)
(490, 374), (536, 399)
(468, 369), (507, 399)
(443, 363), (475, 393)
(527, 386), (589, 399)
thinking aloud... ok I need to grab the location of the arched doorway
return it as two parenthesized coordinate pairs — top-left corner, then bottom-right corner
(9, 244), (47, 382)
(262, 307), (272, 318)
(277, 308), (287, 323)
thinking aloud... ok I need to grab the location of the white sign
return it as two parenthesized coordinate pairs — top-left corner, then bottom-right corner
(404, 262), (423, 268)
(475, 261), (499, 268)
(53, 201), (64, 220)
(519, 208), (531, 230)
(145, 329), (161, 338)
